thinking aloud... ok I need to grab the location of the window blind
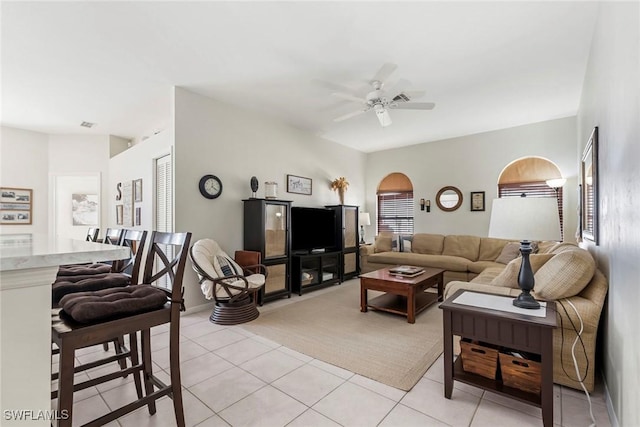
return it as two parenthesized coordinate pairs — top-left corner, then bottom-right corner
(377, 192), (414, 234)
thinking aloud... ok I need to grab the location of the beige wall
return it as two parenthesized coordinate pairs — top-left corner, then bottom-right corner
(173, 87), (367, 311)
(365, 117), (578, 239)
(577, 2), (640, 426)
(0, 126), (49, 234)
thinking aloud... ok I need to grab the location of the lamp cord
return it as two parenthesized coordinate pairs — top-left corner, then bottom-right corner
(561, 298), (597, 427)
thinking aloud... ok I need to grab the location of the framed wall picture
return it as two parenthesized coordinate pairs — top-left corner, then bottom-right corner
(470, 191), (485, 212)
(135, 207), (141, 226)
(121, 180), (134, 226)
(0, 187), (33, 224)
(134, 179), (143, 202)
(581, 127), (599, 244)
(116, 205), (123, 225)
(286, 174), (312, 195)
(72, 193), (98, 225)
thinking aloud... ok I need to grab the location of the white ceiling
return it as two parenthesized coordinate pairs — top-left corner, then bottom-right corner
(1, 2), (598, 153)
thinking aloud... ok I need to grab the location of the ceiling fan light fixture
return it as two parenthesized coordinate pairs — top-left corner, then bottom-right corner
(374, 105), (392, 127)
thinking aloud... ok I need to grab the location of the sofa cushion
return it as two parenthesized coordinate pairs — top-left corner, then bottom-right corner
(442, 235), (481, 261)
(490, 253), (555, 288)
(468, 260), (505, 274)
(534, 248), (596, 300)
(478, 238), (513, 261)
(470, 267), (504, 285)
(411, 234), (444, 255)
(368, 252), (469, 272)
(495, 242), (521, 264)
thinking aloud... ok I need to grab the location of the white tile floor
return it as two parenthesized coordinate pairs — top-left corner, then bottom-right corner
(53, 283), (613, 427)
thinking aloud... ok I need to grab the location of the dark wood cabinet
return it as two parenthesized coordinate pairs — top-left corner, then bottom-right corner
(243, 199), (292, 302)
(326, 204), (359, 280)
(292, 251), (341, 295)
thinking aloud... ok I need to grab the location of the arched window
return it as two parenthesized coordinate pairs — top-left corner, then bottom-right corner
(497, 157), (564, 239)
(377, 173), (414, 234)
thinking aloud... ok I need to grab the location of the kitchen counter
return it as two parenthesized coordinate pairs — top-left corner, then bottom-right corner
(0, 234), (130, 426)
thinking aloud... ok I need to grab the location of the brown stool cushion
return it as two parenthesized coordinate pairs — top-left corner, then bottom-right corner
(54, 272), (111, 283)
(52, 273), (130, 306)
(57, 263), (112, 276)
(59, 285), (168, 324)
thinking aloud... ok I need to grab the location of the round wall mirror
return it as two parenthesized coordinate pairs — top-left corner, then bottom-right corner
(436, 186), (463, 212)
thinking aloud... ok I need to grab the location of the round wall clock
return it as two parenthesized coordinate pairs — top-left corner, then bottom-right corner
(199, 175), (223, 199)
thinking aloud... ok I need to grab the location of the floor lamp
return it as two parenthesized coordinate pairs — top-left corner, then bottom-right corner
(488, 197), (561, 309)
(359, 212), (370, 244)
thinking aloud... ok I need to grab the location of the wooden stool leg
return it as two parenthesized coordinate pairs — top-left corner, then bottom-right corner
(129, 332), (143, 399)
(169, 321), (185, 427)
(141, 329), (156, 414)
(57, 343), (75, 427)
(114, 336), (128, 373)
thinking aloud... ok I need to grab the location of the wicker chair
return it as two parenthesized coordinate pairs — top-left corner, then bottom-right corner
(190, 238), (266, 325)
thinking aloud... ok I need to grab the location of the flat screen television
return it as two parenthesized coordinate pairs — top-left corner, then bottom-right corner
(291, 207), (337, 253)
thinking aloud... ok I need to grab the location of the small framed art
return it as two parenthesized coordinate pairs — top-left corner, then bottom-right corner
(116, 205), (123, 225)
(1, 187), (33, 224)
(134, 179), (143, 202)
(286, 174), (312, 195)
(470, 191), (485, 212)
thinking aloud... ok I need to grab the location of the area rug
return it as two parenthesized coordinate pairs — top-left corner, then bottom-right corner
(241, 280), (443, 391)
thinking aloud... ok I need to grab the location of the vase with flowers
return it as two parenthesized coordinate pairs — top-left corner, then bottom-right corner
(330, 177), (349, 204)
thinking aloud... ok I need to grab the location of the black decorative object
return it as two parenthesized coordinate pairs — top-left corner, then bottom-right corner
(250, 176), (259, 198)
(513, 240), (539, 309)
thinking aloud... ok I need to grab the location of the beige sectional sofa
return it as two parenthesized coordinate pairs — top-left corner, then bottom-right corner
(360, 233), (608, 392)
(360, 233), (521, 284)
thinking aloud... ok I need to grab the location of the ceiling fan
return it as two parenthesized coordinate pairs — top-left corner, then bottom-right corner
(332, 63), (435, 127)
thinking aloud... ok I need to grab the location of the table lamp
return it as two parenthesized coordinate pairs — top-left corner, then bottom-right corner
(359, 212), (371, 244)
(488, 197), (561, 309)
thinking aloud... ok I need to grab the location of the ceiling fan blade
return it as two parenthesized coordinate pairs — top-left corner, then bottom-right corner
(332, 92), (367, 104)
(372, 63), (398, 85)
(390, 102), (436, 110)
(334, 109), (368, 122)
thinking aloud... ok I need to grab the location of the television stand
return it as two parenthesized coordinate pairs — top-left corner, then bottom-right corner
(292, 251), (341, 295)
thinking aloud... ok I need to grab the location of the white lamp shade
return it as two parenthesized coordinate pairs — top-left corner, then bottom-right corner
(359, 212), (371, 226)
(488, 198), (561, 241)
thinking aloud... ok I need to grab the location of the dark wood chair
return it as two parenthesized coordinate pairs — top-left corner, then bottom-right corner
(102, 227), (125, 245)
(86, 227), (100, 242)
(52, 231), (191, 427)
(52, 229), (148, 382)
(189, 238), (266, 325)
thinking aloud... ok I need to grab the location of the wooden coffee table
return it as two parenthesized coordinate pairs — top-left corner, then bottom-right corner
(360, 267), (444, 323)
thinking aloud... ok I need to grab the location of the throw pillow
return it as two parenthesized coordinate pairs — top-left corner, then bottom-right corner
(400, 235), (413, 252)
(534, 249), (595, 300)
(490, 253), (555, 288)
(374, 233), (393, 253)
(495, 242), (521, 264)
(214, 255), (241, 278)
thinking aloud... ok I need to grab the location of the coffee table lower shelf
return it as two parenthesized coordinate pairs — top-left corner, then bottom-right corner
(367, 291), (439, 318)
(453, 356), (541, 407)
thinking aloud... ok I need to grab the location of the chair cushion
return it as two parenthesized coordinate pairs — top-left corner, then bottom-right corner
(59, 285), (167, 324)
(52, 273), (130, 305)
(57, 263), (112, 276)
(215, 274), (265, 298)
